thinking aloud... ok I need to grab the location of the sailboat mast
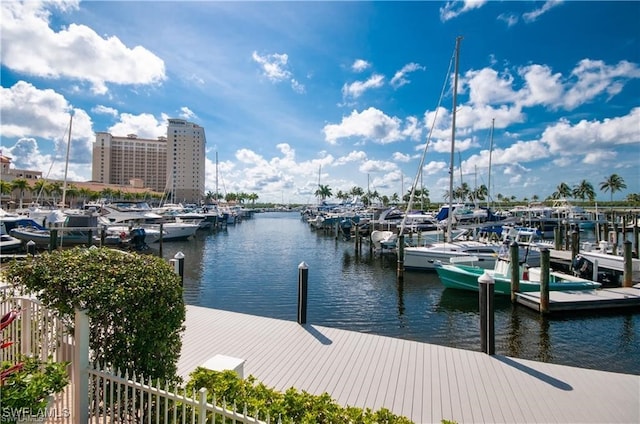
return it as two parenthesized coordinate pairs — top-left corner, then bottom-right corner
(61, 111), (73, 208)
(446, 36), (462, 242)
(215, 151), (219, 202)
(487, 118), (494, 210)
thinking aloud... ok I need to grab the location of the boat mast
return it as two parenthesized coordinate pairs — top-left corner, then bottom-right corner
(61, 111), (73, 209)
(487, 118), (494, 210)
(215, 151), (219, 203)
(446, 36), (462, 242)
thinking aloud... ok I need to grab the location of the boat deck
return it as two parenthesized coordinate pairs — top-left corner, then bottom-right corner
(179, 305), (639, 424)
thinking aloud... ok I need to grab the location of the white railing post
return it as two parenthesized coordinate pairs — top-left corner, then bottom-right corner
(73, 309), (89, 423)
(20, 298), (32, 356)
(198, 387), (208, 424)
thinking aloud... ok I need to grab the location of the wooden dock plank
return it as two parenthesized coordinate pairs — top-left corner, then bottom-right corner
(178, 305), (640, 424)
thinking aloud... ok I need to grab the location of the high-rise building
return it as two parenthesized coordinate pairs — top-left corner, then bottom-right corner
(92, 133), (168, 193)
(166, 119), (206, 204)
(92, 119), (206, 203)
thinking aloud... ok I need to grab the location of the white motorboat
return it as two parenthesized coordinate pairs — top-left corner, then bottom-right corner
(404, 227), (543, 271)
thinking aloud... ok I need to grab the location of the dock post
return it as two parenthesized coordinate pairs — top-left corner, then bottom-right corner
(87, 229), (93, 246)
(633, 218), (639, 258)
(297, 262), (308, 324)
(49, 228), (58, 252)
(553, 227), (561, 250)
(623, 240), (633, 288)
(564, 221), (570, 251)
(158, 223), (164, 257)
(397, 234), (404, 281)
(27, 240), (36, 256)
(170, 251), (185, 285)
(612, 215), (618, 255)
(510, 241), (520, 303)
(355, 223), (360, 252)
(540, 248), (550, 314)
(571, 230), (579, 261)
(335, 221), (339, 240)
(592, 259), (599, 282)
(479, 271), (495, 355)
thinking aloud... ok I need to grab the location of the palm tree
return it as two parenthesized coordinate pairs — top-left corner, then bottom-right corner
(572, 180), (595, 203)
(0, 180), (12, 208)
(65, 184), (80, 208)
(552, 182), (572, 200)
(599, 174), (627, 204)
(314, 184), (332, 201)
(11, 178), (29, 208)
(390, 193), (399, 205)
(48, 182), (63, 205)
(350, 186), (364, 201)
(32, 179), (49, 204)
(248, 193), (259, 206)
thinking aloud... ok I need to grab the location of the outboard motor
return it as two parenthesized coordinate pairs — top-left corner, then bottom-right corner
(571, 254), (592, 279)
(129, 228), (149, 251)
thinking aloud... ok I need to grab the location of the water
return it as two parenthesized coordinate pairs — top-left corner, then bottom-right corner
(159, 212), (640, 376)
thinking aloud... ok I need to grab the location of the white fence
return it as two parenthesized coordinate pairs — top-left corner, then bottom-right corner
(1, 295), (268, 424)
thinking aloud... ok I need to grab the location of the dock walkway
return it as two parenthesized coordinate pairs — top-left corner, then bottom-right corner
(179, 305), (639, 424)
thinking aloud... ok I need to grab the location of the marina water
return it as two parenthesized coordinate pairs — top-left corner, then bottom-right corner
(159, 211), (639, 376)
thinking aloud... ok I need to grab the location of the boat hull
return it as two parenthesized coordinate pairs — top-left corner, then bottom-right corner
(404, 245), (497, 271)
(434, 263), (602, 295)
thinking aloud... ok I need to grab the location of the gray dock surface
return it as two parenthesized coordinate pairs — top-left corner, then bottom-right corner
(178, 305), (639, 424)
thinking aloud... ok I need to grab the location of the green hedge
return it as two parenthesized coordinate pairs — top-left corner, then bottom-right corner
(186, 367), (415, 424)
(3, 247), (185, 382)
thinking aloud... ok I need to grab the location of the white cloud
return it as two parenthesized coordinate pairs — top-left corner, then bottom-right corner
(323, 107), (410, 145)
(523, 0), (563, 23)
(107, 113), (167, 140)
(290, 79), (306, 94)
(359, 159), (397, 174)
(334, 150), (367, 166)
(179, 107), (197, 120)
(341, 74), (384, 100)
(562, 59), (640, 110)
(440, 0), (487, 22)
(0, 1), (166, 95)
(583, 150), (617, 165)
(541, 108), (640, 154)
(390, 63), (425, 89)
(252, 51), (292, 82)
(393, 152), (411, 162)
(424, 161), (448, 175)
(92, 105), (118, 117)
(497, 13), (518, 27)
(351, 59), (371, 73)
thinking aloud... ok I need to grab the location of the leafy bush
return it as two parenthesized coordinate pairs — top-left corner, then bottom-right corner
(186, 368), (415, 424)
(3, 247), (185, 382)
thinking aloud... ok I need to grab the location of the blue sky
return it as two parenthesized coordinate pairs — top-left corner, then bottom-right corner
(1, 0), (638, 204)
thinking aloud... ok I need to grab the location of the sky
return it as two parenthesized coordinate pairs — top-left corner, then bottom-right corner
(1, 0), (639, 205)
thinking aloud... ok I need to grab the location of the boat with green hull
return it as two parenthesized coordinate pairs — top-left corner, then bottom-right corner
(434, 256), (602, 295)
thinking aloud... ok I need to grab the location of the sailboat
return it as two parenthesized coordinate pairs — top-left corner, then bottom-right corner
(402, 37), (498, 269)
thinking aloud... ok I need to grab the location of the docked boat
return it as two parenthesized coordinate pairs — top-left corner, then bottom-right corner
(434, 248), (602, 295)
(0, 233), (23, 253)
(9, 211), (120, 248)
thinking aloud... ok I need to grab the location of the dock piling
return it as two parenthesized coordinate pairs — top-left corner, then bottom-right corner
(27, 240), (36, 256)
(479, 271), (495, 355)
(510, 241), (520, 303)
(170, 251), (185, 285)
(297, 261), (308, 324)
(540, 248), (550, 314)
(623, 240), (633, 287)
(397, 234), (404, 282)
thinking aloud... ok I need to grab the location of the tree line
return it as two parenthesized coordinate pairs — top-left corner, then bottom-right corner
(0, 178), (261, 208)
(314, 173), (638, 208)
